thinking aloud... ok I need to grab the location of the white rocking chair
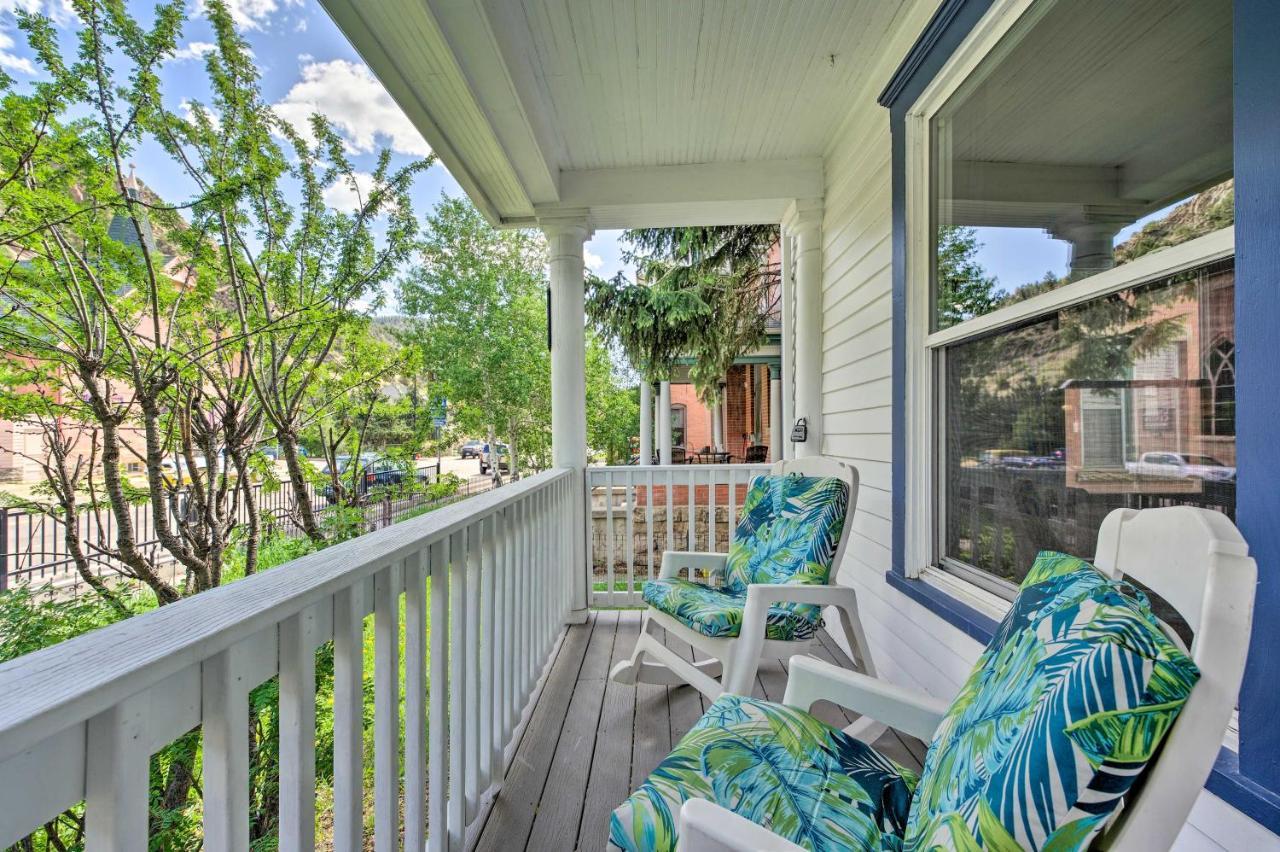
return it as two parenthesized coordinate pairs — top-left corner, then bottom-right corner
(673, 506), (1258, 852)
(609, 456), (876, 701)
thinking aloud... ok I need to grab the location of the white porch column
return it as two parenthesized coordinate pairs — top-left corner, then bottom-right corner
(787, 199), (824, 458)
(658, 380), (673, 464)
(543, 212), (591, 621)
(779, 230), (796, 460)
(769, 365), (782, 463)
(638, 381), (653, 465)
(711, 395), (724, 452)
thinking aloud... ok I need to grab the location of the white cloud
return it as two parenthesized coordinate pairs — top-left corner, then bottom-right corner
(179, 98), (220, 129)
(197, 0), (301, 32)
(273, 59), (430, 158)
(171, 41), (215, 62)
(584, 248), (604, 271)
(322, 171), (378, 213)
(0, 29), (33, 75)
(0, 0), (73, 23)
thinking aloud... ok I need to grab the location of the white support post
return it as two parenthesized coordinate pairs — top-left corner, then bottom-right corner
(787, 199), (824, 458)
(639, 381), (653, 465)
(769, 366), (782, 463)
(542, 210), (591, 623)
(658, 381), (673, 464)
(780, 231), (796, 460)
(711, 394), (724, 453)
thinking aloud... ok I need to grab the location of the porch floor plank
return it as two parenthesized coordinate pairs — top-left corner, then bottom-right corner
(473, 613), (596, 852)
(475, 609), (926, 851)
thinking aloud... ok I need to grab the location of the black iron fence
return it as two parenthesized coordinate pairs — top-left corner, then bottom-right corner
(0, 469), (494, 592)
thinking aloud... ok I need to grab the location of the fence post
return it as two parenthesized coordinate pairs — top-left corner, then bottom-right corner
(0, 507), (8, 591)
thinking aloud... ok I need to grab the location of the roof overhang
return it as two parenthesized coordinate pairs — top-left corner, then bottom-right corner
(318, 0), (924, 229)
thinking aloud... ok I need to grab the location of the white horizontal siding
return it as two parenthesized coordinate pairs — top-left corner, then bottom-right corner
(813, 1), (1278, 847)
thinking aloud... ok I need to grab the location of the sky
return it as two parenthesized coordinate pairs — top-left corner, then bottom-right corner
(0, 0), (632, 311)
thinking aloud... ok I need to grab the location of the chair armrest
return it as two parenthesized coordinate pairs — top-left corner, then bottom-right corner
(743, 582), (855, 607)
(676, 799), (805, 852)
(782, 656), (949, 742)
(660, 551), (728, 582)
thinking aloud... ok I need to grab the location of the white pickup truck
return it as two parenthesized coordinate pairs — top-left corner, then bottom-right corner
(1125, 451), (1236, 482)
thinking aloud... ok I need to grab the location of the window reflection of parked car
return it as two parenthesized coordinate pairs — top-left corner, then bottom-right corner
(480, 443), (509, 475)
(459, 440), (484, 459)
(1126, 452), (1236, 482)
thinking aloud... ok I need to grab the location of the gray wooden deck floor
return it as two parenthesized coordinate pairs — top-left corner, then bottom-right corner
(474, 609), (927, 852)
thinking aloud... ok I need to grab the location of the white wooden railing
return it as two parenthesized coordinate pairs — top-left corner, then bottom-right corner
(0, 468), (576, 851)
(586, 464), (771, 607)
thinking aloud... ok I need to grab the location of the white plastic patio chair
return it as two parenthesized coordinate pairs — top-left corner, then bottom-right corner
(609, 456), (876, 701)
(672, 505), (1258, 852)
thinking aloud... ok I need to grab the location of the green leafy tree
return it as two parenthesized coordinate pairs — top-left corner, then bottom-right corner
(398, 196), (550, 478)
(936, 225), (1000, 328)
(589, 226), (779, 416)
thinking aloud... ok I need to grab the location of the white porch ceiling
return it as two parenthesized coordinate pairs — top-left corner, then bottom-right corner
(318, 0), (917, 227)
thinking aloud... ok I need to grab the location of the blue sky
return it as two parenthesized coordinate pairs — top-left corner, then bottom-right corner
(0, 0), (631, 310)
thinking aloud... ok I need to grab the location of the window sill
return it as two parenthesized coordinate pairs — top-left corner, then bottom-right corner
(1208, 749), (1280, 835)
(885, 569), (1000, 644)
(885, 570), (1280, 836)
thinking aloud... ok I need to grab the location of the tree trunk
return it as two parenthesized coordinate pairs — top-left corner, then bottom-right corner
(507, 418), (520, 481)
(280, 432), (325, 543)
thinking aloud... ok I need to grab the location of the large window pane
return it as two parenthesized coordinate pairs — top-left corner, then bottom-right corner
(943, 259), (1234, 635)
(931, 0), (1233, 330)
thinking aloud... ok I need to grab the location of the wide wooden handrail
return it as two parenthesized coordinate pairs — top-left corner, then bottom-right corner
(0, 467), (572, 764)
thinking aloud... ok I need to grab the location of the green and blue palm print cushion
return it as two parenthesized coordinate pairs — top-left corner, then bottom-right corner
(902, 551), (1200, 851)
(641, 474), (849, 641)
(616, 552), (1198, 851)
(609, 694), (918, 852)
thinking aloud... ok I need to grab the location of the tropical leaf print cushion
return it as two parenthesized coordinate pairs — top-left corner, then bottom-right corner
(724, 474), (849, 592)
(902, 552), (1199, 851)
(641, 474), (849, 642)
(642, 577), (823, 640)
(609, 695), (918, 852)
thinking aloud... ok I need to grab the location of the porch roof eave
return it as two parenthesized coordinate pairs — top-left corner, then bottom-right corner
(316, 0), (832, 230)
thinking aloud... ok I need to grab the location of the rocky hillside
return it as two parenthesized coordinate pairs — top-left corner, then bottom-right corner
(1114, 179), (1234, 263)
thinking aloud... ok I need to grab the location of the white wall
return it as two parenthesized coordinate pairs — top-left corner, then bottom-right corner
(814, 3), (1276, 847)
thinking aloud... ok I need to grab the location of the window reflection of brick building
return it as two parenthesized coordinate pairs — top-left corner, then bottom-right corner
(1063, 260), (1235, 499)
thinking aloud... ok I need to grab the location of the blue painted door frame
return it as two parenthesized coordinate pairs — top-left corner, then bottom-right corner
(880, 0), (1280, 832)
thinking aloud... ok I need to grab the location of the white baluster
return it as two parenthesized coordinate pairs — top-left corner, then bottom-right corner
(405, 550), (427, 852)
(605, 469), (615, 605)
(687, 468), (695, 551)
(428, 541), (449, 852)
(85, 694), (149, 850)
(280, 606), (321, 851)
(481, 513), (499, 790)
(464, 525), (481, 821)
(333, 585), (365, 851)
(374, 564), (402, 851)
(447, 529), (467, 849)
(625, 471), (635, 601)
(646, 470), (655, 582)
(203, 644), (253, 852)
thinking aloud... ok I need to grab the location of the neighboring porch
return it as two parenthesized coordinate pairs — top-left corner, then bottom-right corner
(473, 610), (925, 852)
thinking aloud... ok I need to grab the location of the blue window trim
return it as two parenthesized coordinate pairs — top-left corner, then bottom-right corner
(882, 0), (1280, 835)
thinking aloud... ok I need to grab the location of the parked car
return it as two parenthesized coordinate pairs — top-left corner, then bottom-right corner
(479, 442), (509, 475)
(322, 454), (428, 500)
(459, 439), (484, 459)
(1125, 451), (1236, 482)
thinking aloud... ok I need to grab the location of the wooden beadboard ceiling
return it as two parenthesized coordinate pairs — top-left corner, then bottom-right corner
(502, 0), (906, 171)
(322, 0), (918, 225)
